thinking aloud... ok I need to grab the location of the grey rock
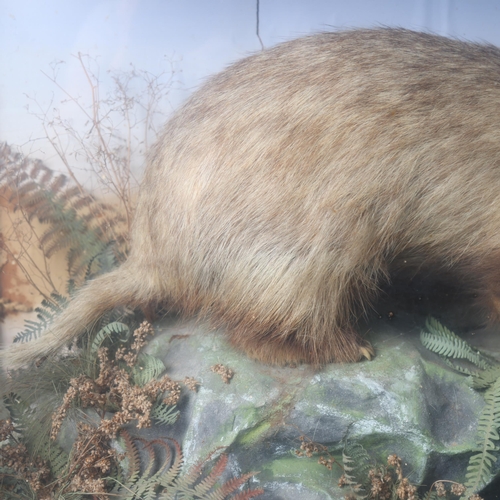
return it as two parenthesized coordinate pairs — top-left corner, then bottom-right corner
(142, 314), (492, 499)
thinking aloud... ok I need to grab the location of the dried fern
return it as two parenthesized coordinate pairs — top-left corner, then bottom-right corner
(112, 433), (263, 500)
(0, 142), (128, 283)
(160, 447), (263, 500)
(114, 433), (171, 499)
(420, 317), (491, 370)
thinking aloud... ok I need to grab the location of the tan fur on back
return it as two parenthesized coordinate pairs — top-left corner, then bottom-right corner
(5, 28), (500, 369)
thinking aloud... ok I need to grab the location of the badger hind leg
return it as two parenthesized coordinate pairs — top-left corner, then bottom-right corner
(200, 246), (384, 365)
(222, 318), (374, 366)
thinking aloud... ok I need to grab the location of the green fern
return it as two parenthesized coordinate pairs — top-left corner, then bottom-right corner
(83, 240), (121, 281)
(37, 440), (70, 479)
(90, 321), (131, 353)
(420, 318), (500, 494)
(465, 376), (500, 492)
(341, 441), (371, 497)
(420, 317), (491, 370)
(472, 366), (500, 391)
(13, 293), (67, 343)
(132, 353), (166, 386)
(151, 402), (180, 426)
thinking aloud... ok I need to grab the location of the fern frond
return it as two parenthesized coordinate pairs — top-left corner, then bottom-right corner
(49, 174), (68, 193)
(118, 429), (142, 487)
(132, 354), (166, 386)
(37, 440), (69, 478)
(157, 439), (184, 490)
(91, 321), (130, 354)
(193, 454), (229, 495)
(112, 435), (181, 500)
(39, 294), (68, 314)
(12, 319), (47, 343)
(128, 459), (158, 499)
(420, 317), (491, 369)
(473, 366), (500, 390)
(465, 377), (500, 492)
(230, 485), (265, 500)
(136, 439), (176, 500)
(0, 143), (129, 283)
(211, 471), (262, 500)
(161, 449), (263, 500)
(342, 441), (371, 497)
(443, 359), (476, 376)
(151, 402), (180, 426)
(83, 242), (121, 281)
(3, 394), (30, 433)
(13, 293), (67, 343)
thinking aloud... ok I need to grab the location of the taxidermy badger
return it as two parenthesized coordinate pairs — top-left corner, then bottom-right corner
(4, 27), (500, 369)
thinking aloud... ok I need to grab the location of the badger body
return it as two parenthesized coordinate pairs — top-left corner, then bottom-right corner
(5, 28), (500, 368)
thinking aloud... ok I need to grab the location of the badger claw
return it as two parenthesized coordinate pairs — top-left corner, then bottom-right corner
(359, 344), (375, 361)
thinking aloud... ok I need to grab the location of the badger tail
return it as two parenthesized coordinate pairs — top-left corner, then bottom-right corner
(0, 263), (150, 371)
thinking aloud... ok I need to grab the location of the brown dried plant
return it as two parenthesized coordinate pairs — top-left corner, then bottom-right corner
(294, 435), (341, 473)
(294, 436), (480, 500)
(8, 321), (178, 496)
(0, 317), (261, 498)
(211, 364), (234, 384)
(0, 55), (176, 305)
(51, 322), (181, 442)
(26, 53), (178, 231)
(0, 419), (53, 499)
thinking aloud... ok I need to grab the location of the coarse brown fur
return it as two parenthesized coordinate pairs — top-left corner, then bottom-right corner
(4, 27), (500, 369)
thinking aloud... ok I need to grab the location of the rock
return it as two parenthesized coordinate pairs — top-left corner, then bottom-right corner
(142, 314), (492, 499)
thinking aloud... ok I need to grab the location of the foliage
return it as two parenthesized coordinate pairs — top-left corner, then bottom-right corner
(341, 441), (372, 497)
(90, 321), (131, 354)
(421, 317), (500, 497)
(420, 317), (491, 371)
(465, 377), (500, 493)
(13, 293), (67, 343)
(0, 57), (261, 498)
(110, 432), (264, 500)
(132, 353), (167, 386)
(337, 441), (468, 500)
(472, 366), (500, 391)
(1, 309), (262, 499)
(150, 402), (180, 426)
(1, 316), (253, 499)
(0, 142), (128, 289)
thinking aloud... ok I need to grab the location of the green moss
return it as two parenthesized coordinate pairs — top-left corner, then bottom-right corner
(237, 420), (272, 446)
(259, 455), (343, 496)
